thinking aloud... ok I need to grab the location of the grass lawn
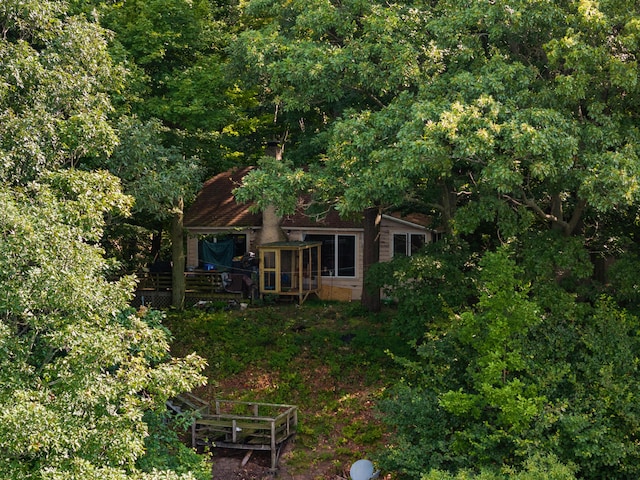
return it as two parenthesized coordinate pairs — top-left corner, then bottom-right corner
(164, 299), (411, 477)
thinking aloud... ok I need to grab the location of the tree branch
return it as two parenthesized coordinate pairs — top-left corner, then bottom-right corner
(351, 86), (386, 109)
(567, 198), (587, 236)
(505, 191), (566, 226)
(506, 191), (587, 236)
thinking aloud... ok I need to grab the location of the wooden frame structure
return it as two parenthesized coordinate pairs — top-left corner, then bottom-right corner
(259, 241), (322, 303)
(169, 393), (297, 474)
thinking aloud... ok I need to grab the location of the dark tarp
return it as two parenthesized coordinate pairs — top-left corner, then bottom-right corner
(198, 238), (234, 271)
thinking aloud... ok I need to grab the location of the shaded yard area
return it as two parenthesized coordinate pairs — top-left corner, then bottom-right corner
(165, 301), (410, 479)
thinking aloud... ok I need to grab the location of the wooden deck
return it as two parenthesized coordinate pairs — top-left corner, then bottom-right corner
(169, 393), (298, 473)
(134, 271), (250, 308)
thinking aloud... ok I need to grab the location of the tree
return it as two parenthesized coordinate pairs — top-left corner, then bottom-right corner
(75, 0), (267, 307)
(232, 0), (640, 260)
(87, 116), (204, 308)
(0, 0), (123, 184)
(0, 171), (208, 480)
(94, 0), (261, 169)
(380, 246), (640, 479)
(0, 3), (209, 477)
(231, 0), (437, 309)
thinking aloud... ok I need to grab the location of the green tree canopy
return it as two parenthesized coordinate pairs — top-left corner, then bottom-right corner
(233, 0), (640, 244)
(94, 0), (263, 169)
(0, 0), (124, 183)
(80, 115), (205, 275)
(0, 171), (207, 480)
(0, 2), (209, 477)
(380, 246), (640, 479)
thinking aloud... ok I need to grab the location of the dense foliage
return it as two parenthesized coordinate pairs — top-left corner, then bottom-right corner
(0, 170), (209, 479)
(377, 244), (640, 479)
(5, 0), (640, 478)
(232, 0), (640, 237)
(0, 0), (122, 184)
(0, 2), (209, 478)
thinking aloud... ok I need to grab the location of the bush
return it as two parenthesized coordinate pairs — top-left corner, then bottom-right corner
(422, 453), (577, 480)
(367, 238), (477, 343)
(380, 247), (640, 479)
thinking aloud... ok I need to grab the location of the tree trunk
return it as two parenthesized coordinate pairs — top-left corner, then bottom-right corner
(441, 181), (456, 234)
(171, 196), (186, 309)
(259, 141), (287, 245)
(361, 206), (381, 312)
(258, 204), (287, 245)
(550, 193), (565, 233)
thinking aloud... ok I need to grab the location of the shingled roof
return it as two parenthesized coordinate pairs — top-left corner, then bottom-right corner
(184, 167), (262, 228)
(184, 167), (363, 229)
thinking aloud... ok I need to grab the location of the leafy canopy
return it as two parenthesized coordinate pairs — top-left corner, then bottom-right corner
(0, 171), (208, 480)
(233, 0), (640, 242)
(0, 2), (209, 478)
(0, 0), (124, 183)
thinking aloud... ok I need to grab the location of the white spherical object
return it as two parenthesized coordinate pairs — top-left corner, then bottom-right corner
(350, 459), (375, 480)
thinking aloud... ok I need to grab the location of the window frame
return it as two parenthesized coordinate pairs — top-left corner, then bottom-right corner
(392, 232), (426, 257)
(304, 233), (357, 278)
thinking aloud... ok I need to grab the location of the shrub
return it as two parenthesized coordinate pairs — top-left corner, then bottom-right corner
(422, 453), (577, 480)
(380, 247), (640, 479)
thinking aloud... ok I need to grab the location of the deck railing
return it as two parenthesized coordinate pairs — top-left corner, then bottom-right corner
(134, 271), (246, 308)
(169, 393), (297, 474)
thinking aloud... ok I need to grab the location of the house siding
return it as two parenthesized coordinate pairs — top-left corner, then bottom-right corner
(380, 221), (433, 261)
(185, 218), (433, 302)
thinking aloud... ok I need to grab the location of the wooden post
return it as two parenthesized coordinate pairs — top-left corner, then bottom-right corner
(270, 420), (277, 472)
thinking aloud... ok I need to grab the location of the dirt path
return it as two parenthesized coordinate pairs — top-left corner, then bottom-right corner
(210, 445), (351, 480)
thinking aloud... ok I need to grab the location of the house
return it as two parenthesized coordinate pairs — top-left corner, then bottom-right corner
(183, 167), (437, 301)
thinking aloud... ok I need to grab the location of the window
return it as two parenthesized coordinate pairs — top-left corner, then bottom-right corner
(433, 230), (445, 242)
(305, 234), (356, 277)
(393, 233), (425, 257)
